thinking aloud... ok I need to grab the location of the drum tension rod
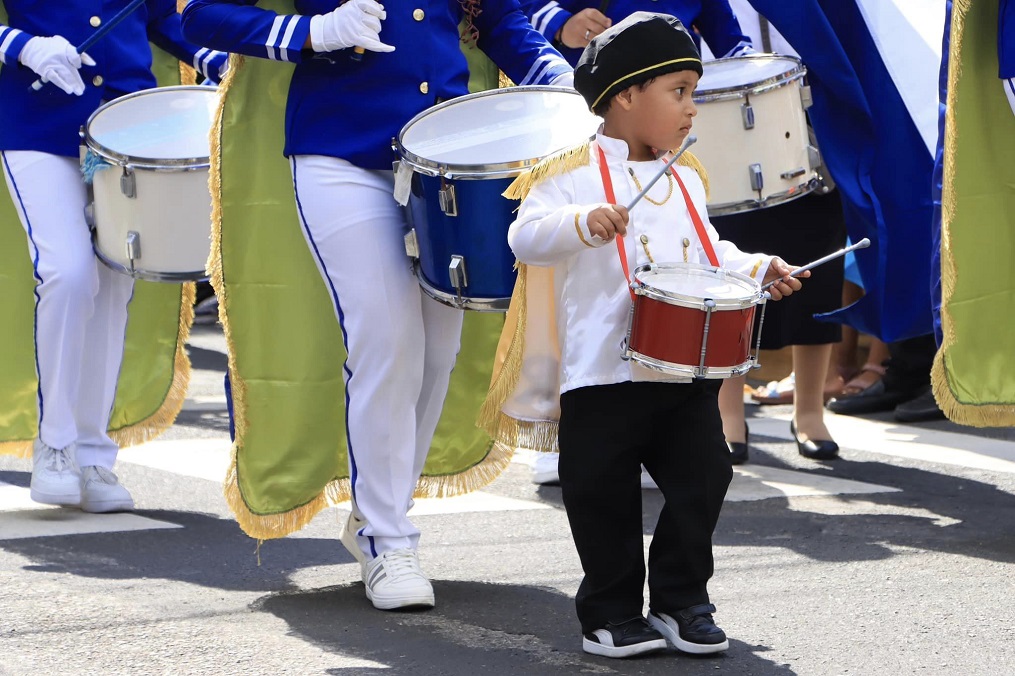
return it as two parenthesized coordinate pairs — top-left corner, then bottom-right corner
(697, 299), (717, 378)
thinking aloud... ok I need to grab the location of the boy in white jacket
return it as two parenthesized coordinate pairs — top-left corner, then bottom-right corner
(502, 12), (805, 659)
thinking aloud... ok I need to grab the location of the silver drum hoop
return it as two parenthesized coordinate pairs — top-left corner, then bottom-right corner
(693, 55), (806, 104)
(83, 85), (216, 169)
(627, 351), (757, 379)
(414, 262), (510, 312)
(632, 263), (763, 310)
(93, 244), (207, 282)
(395, 86), (589, 180)
(705, 179), (820, 216)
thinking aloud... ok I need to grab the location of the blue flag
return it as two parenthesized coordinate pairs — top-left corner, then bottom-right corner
(746, 0), (943, 342)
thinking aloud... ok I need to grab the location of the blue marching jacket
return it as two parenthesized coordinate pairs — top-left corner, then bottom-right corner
(181, 0), (573, 169)
(0, 0), (227, 158)
(520, 0), (751, 66)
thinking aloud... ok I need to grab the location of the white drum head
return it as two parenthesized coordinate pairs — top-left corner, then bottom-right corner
(696, 55), (802, 96)
(398, 87), (600, 175)
(86, 86), (219, 163)
(638, 264), (759, 303)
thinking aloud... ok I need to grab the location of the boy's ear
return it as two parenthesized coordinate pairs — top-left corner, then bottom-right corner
(615, 86), (635, 111)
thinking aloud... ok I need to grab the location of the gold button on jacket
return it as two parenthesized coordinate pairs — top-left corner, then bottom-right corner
(90, 16), (102, 27)
(419, 82), (429, 94)
(92, 75), (104, 86)
(413, 9), (425, 20)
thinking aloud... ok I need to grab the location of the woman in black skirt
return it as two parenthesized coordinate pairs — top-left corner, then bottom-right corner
(712, 188), (847, 463)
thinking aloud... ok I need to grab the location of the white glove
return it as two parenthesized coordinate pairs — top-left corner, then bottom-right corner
(309, 0), (394, 54)
(19, 35), (95, 96)
(549, 71), (575, 88)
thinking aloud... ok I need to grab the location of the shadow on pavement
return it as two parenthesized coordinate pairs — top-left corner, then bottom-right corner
(254, 580), (797, 676)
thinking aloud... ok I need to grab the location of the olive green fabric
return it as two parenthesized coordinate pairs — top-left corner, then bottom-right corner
(932, 0), (1015, 426)
(216, 2), (507, 538)
(0, 21), (192, 456)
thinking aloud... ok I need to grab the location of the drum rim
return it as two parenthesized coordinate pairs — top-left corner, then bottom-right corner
(693, 54), (806, 103)
(83, 85), (218, 169)
(633, 262), (763, 308)
(626, 350), (756, 379)
(395, 85), (595, 178)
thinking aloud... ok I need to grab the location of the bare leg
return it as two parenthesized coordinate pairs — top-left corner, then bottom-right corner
(718, 375), (747, 444)
(792, 344), (834, 442)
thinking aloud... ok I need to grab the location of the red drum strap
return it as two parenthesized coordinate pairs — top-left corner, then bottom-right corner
(594, 143), (719, 302)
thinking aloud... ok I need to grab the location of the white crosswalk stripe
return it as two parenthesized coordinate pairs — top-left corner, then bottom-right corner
(3, 399), (1015, 539)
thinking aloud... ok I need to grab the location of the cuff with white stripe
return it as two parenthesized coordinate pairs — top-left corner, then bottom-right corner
(0, 25), (32, 66)
(265, 14), (310, 63)
(532, 2), (569, 41)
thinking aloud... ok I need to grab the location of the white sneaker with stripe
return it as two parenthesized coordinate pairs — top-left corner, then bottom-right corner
(363, 548), (435, 610)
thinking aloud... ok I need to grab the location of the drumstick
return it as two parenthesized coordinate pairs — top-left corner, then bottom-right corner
(30, 0), (147, 91)
(625, 135), (697, 212)
(761, 237), (871, 291)
(351, 47), (365, 61)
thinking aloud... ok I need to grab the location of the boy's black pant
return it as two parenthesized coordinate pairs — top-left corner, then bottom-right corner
(558, 379), (733, 634)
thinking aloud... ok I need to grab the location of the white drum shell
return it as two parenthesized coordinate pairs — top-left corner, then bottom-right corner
(84, 85), (217, 281)
(90, 166), (211, 279)
(692, 56), (817, 215)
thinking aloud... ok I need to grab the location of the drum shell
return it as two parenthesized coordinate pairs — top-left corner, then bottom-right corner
(407, 173), (517, 307)
(90, 163), (211, 280)
(693, 56), (816, 215)
(627, 295), (757, 377)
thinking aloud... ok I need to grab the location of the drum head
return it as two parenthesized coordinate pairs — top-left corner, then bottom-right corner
(85, 86), (219, 164)
(696, 55), (803, 98)
(637, 264), (759, 304)
(397, 87), (600, 176)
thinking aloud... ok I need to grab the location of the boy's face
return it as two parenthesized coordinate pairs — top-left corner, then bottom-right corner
(627, 70), (700, 153)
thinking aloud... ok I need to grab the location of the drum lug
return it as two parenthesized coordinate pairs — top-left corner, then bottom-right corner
(404, 228), (420, 258)
(125, 231), (142, 268)
(740, 102), (755, 130)
(780, 167), (807, 180)
(83, 203), (95, 229)
(120, 165), (136, 199)
(438, 182), (458, 217)
(807, 145), (822, 170)
(800, 85), (813, 109)
(449, 255), (468, 301)
(749, 164), (764, 192)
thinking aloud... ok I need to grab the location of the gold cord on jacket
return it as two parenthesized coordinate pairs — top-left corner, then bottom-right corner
(639, 234), (655, 263)
(682, 237), (691, 262)
(627, 166), (674, 206)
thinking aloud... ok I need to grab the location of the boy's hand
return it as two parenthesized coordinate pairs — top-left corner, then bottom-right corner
(586, 204), (628, 243)
(763, 257), (808, 300)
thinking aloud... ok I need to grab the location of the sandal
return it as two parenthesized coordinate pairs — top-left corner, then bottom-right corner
(839, 364), (887, 398)
(751, 373), (795, 405)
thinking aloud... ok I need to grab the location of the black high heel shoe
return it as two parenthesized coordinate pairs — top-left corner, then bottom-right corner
(790, 420), (840, 460)
(728, 423), (749, 465)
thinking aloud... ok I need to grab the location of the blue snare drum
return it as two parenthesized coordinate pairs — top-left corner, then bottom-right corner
(396, 87), (600, 311)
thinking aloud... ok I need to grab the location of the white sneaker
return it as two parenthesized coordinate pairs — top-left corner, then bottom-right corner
(79, 466), (134, 513)
(531, 452), (560, 485)
(339, 510), (368, 564)
(30, 439), (81, 506)
(363, 548), (435, 610)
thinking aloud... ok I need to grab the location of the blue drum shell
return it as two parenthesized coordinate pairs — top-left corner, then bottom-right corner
(407, 172), (518, 302)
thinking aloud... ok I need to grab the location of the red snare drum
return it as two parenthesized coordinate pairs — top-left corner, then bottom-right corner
(625, 263), (767, 379)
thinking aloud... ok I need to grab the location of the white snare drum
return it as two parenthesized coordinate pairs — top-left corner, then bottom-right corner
(83, 85), (219, 281)
(692, 55), (819, 215)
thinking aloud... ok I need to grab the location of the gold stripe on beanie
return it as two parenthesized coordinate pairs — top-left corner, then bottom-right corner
(590, 57), (702, 109)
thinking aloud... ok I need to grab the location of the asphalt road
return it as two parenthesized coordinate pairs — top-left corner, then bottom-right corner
(1, 324), (1012, 675)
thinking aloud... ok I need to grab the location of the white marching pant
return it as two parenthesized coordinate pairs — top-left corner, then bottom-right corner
(2, 151), (134, 470)
(290, 155), (464, 558)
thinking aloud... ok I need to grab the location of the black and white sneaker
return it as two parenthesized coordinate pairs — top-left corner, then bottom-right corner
(582, 617), (668, 658)
(649, 604), (729, 654)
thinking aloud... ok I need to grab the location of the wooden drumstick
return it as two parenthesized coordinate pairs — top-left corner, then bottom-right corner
(625, 135), (697, 212)
(761, 237), (871, 291)
(350, 46), (365, 61)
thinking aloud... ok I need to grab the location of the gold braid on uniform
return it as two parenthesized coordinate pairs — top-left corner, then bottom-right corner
(502, 140), (710, 202)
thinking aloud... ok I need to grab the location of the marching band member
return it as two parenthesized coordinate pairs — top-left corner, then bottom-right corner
(181, 0), (572, 611)
(0, 1), (226, 513)
(487, 13), (804, 656)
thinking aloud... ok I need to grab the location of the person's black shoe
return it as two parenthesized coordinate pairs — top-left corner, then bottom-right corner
(826, 378), (912, 415)
(648, 604), (729, 654)
(790, 420), (839, 460)
(894, 388), (946, 423)
(728, 423), (749, 465)
(582, 617), (667, 658)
